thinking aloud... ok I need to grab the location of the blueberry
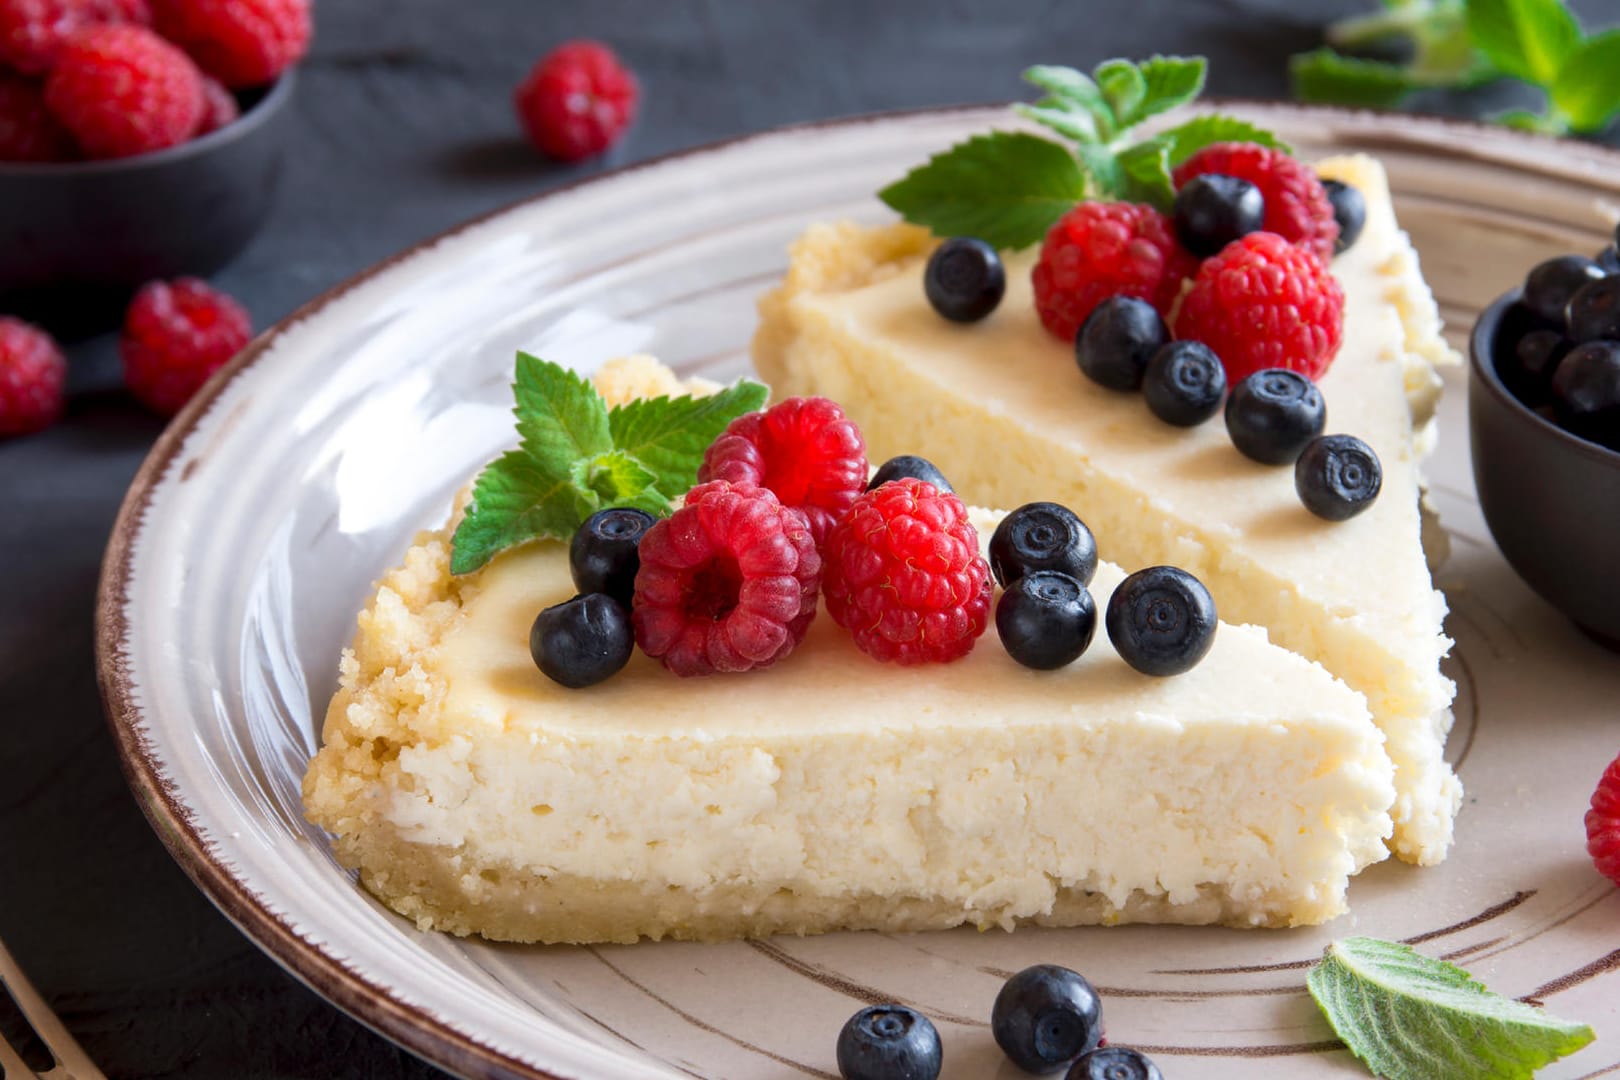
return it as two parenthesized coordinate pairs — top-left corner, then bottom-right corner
(997, 571), (1097, 670)
(869, 454), (952, 493)
(991, 965), (1103, 1074)
(1295, 434), (1383, 521)
(529, 594), (634, 688)
(989, 502), (1098, 587)
(1075, 296), (1170, 392)
(1511, 328), (1570, 399)
(1065, 1046), (1164, 1080)
(1523, 255), (1605, 324)
(1566, 275), (1620, 343)
(1597, 245), (1620, 275)
(1105, 566), (1217, 677)
(570, 507), (656, 610)
(1142, 341), (1227, 426)
(925, 237), (1005, 323)
(1321, 178), (1365, 255)
(1224, 368), (1326, 465)
(1172, 173), (1264, 258)
(835, 1004), (942, 1080)
(1551, 340), (1620, 451)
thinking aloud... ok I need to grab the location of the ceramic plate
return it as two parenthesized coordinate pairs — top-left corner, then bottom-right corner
(98, 104), (1620, 1079)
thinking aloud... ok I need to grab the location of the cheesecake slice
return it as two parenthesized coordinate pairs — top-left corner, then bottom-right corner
(304, 360), (1396, 945)
(754, 154), (1460, 865)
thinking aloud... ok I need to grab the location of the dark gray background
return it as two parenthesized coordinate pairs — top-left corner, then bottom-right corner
(3, 1), (1616, 1076)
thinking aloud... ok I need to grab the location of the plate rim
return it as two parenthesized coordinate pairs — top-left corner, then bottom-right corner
(91, 101), (1620, 1080)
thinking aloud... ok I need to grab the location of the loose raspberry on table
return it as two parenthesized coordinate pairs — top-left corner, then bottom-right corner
(1587, 751), (1620, 887)
(698, 395), (867, 548)
(821, 478), (993, 665)
(121, 277), (252, 415)
(1032, 201), (1197, 343)
(0, 0), (148, 76)
(44, 23), (204, 159)
(514, 39), (639, 163)
(1173, 231), (1345, 384)
(150, 0), (309, 88)
(631, 480), (822, 676)
(0, 72), (73, 162)
(193, 73), (237, 134)
(1173, 142), (1339, 263)
(0, 317), (67, 439)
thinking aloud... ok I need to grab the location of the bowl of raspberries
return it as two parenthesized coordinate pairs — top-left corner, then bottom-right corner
(0, 0), (310, 297)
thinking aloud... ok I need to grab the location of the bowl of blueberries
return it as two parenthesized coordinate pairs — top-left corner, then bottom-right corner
(1471, 231), (1620, 646)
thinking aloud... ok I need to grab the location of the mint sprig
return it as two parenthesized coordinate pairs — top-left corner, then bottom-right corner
(449, 353), (766, 574)
(1307, 937), (1595, 1080)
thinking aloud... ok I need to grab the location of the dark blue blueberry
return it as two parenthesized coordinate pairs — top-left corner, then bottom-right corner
(1551, 340), (1620, 451)
(989, 502), (1097, 587)
(1065, 1046), (1164, 1080)
(1523, 255), (1605, 324)
(869, 454), (953, 493)
(1565, 275), (1620, 343)
(1224, 368), (1326, 465)
(996, 571), (1097, 670)
(1322, 178), (1365, 255)
(1596, 245), (1620, 275)
(1511, 328), (1569, 401)
(529, 593), (634, 688)
(992, 964), (1103, 1074)
(1295, 435), (1383, 521)
(925, 237), (1005, 323)
(1105, 566), (1217, 677)
(1142, 340), (1227, 427)
(1173, 173), (1264, 258)
(835, 1004), (942, 1080)
(570, 507), (656, 611)
(1075, 296), (1170, 392)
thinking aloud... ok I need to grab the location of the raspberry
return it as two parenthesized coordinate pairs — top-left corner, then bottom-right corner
(631, 480), (821, 676)
(121, 277), (252, 415)
(1173, 143), (1339, 263)
(150, 0), (309, 88)
(1173, 231), (1345, 384)
(0, 0), (148, 76)
(1587, 751), (1620, 887)
(0, 72), (73, 162)
(1032, 201), (1197, 342)
(0, 317), (67, 439)
(193, 73), (237, 134)
(822, 478), (993, 665)
(698, 396), (867, 547)
(514, 40), (639, 163)
(44, 23), (203, 159)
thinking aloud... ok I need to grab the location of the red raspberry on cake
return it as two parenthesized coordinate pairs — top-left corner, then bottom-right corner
(821, 477), (993, 665)
(121, 277), (252, 415)
(0, 0), (148, 76)
(149, 0), (309, 88)
(632, 480), (822, 676)
(0, 72), (74, 162)
(514, 40), (639, 163)
(44, 23), (204, 159)
(1173, 142), (1339, 263)
(0, 317), (67, 439)
(1587, 751), (1620, 887)
(1173, 231), (1345, 384)
(1032, 201), (1197, 342)
(698, 395), (867, 547)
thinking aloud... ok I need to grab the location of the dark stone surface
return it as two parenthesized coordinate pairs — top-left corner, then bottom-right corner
(1, 1), (1616, 1076)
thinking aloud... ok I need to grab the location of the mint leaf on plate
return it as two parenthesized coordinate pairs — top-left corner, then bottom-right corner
(1115, 138), (1175, 211)
(1466, 0), (1582, 87)
(607, 378), (767, 489)
(1291, 47), (1424, 108)
(1131, 55), (1207, 124)
(451, 450), (597, 575)
(1158, 114), (1290, 166)
(1550, 29), (1620, 134)
(1307, 936), (1595, 1080)
(511, 351), (613, 467)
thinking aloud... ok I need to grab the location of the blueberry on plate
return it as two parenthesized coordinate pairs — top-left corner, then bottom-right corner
(1522, 255), (1605, 324)
(989, 502), (1098, 587)
(570, 506), (657, 610)
(924, 237), (1005, 323)
(869, 454), (952, 493)
(997, 571), (1097, 670)
(1106, 566), (1217, 677)
(836, 1004), (942, 1080)
(1075, 296), (1169, 392)
(1565, 275), (1620, 343)
(1142, 340), (1227, 427)
(1065, 1046), (1164, 1080)
(1172, 173), (1264, 258)
(529, 593), (634, 688)
(1321, 178), (1365, 255)
(1551, 340), (1620, 451)
(991, 964), (1103, 1074)
(1225, 368), (1326, 465)
(1295, 434), (1383, 521)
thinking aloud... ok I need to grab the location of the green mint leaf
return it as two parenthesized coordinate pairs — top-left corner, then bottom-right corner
(571, 449), (659, 504)
(450, 450), (597, 575)
(1290, 48), (1422, 107)
(1550, 29), (1620, 133)
(512, 351), (613, 467)
(1094, 59), (1147, 127)
(606, 378), (768, 491)
(1022, 65), (1114, 138)
(1014, 101), (1098, 144)
(878, 131), (1086, 249)
(1157, 113), (1291, 167)
(1491, 106), (1567, 133)
(1307, 937), (1595, 1080)
(1132, 55), (1207, 124)
(1076, 141), (1123, 199)
(1466, 0), (1582, 87)
(1115, 137), (1174, 211)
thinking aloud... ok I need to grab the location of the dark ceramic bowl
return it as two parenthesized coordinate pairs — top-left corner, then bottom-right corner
(0, 70), (295, 309)
(1470, 289), (1620, 646)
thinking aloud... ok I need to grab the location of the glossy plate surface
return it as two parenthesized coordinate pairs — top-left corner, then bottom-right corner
(98, 105), (1620, 1079)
